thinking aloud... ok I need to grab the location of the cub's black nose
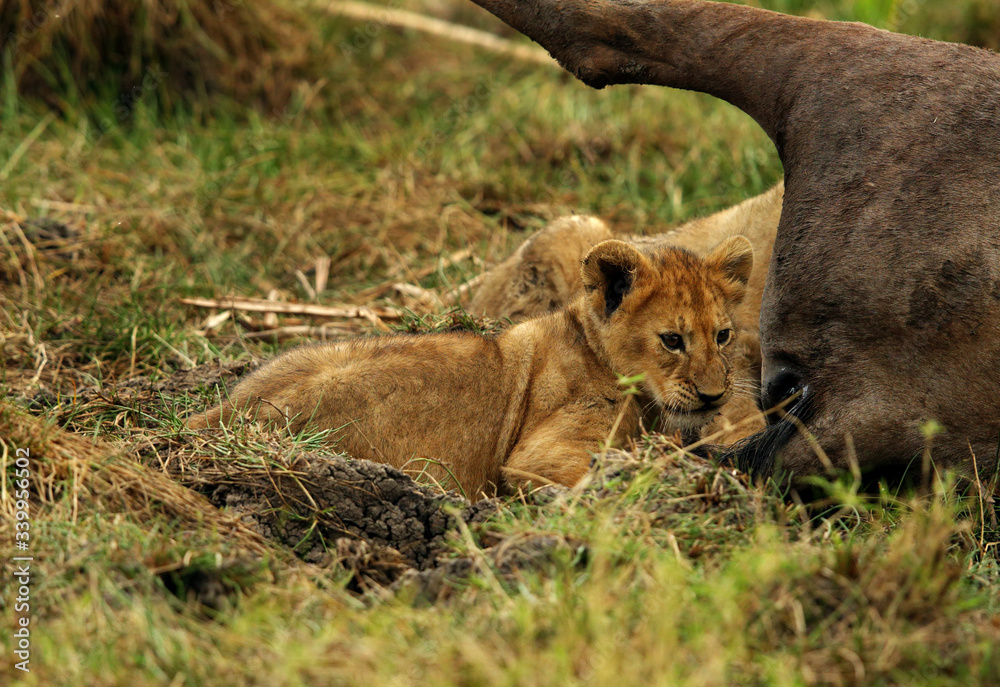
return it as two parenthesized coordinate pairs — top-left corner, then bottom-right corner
(761, 367), (806, 423)
(697, 391), (725, 406)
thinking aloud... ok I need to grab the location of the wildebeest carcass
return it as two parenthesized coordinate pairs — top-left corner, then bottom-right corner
(465, 0), (1000, 482)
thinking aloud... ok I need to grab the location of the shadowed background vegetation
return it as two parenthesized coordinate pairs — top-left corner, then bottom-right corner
(2, 1), (999, 684)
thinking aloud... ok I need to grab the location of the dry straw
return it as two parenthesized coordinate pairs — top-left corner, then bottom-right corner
(0, 400), (271, 556)
(1, 0), (317, 110)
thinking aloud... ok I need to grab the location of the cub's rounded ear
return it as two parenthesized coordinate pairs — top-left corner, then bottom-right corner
(581, 240), (648, 317)
(705, 235), (754, 287)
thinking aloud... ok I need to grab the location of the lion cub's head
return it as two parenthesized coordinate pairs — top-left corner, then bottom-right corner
(581, 236), (754, 431)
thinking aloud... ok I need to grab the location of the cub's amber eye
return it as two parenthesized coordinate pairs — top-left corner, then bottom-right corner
(716, 329), (733, 346)
(660, 333), (684, 352)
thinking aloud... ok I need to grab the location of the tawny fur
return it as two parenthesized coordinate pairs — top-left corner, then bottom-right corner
(468, 0), (1000, 482)
(470, 183), (783, 443)
(188, 238), (753, 499)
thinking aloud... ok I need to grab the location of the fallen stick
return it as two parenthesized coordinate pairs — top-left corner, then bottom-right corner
(29, 199), (101, 214)
(180, 296), (403, 323)
(322, 0), (555, 67)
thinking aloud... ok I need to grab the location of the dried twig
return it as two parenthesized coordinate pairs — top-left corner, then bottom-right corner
(180, 296), (403, 321)
(29, 199), (101, 214)
(314, 256), (331, 295)
(294, 271), (318, 301)
(200, 310), (233, 332)
(263, 290), (281, 328)
(322, 1), (555, 67)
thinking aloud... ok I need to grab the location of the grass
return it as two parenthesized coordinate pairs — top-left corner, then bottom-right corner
(1, 0), (317, 111)
(1, 0), (999, 685)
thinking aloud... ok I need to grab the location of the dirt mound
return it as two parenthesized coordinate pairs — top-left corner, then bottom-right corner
(9, 359), (765, 602)
(203, 451), (469, 569)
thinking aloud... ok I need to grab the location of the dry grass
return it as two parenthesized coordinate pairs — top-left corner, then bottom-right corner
(2, 0), (1000, 684)
(1, 0), (318, 111)
(3, 385), (998, 684)
(0, 400), (271, 555)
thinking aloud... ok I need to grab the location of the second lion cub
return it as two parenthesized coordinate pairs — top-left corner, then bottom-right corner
(187, 237), (753, 498)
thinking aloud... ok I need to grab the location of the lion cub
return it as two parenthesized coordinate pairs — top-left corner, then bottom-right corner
(187, 237), (753, 498)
